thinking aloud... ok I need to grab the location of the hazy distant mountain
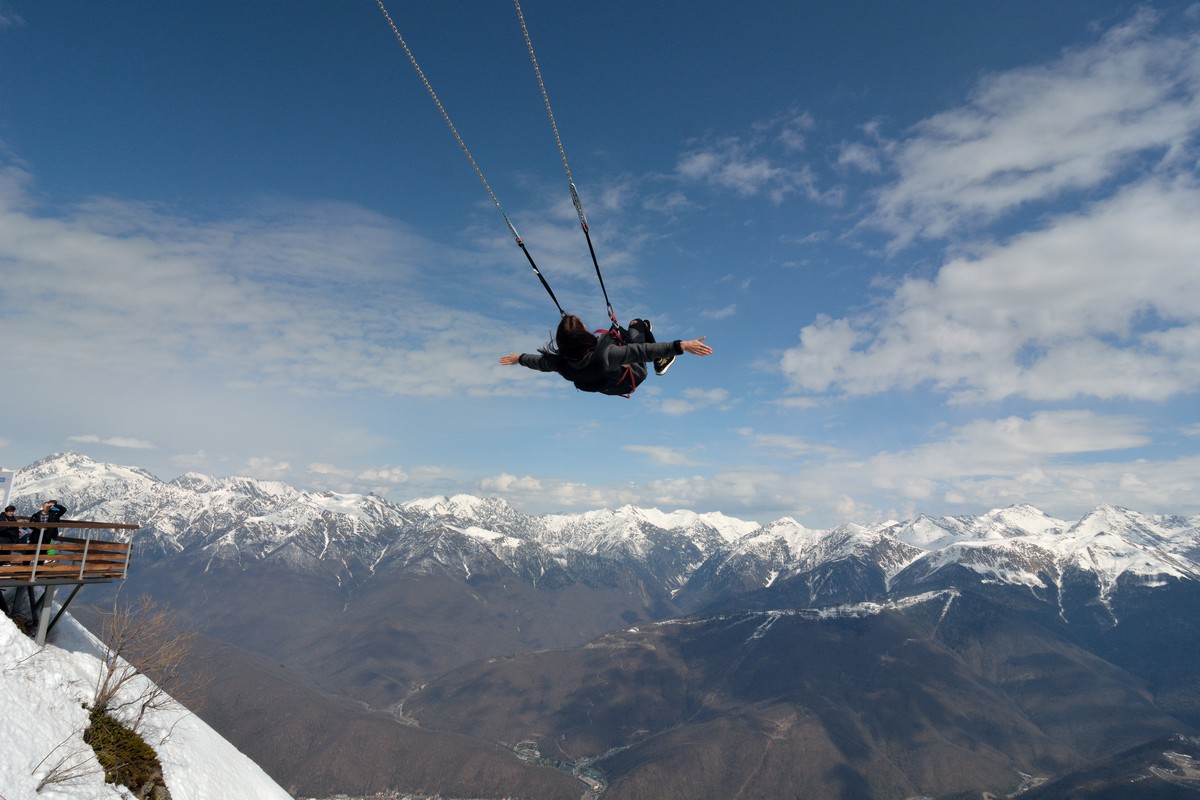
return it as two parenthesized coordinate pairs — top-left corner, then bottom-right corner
(12, 452), (1200, 799)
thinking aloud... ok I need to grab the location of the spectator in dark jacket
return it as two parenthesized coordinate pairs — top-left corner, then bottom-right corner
(28, 500), (66, 548)
(0, 505), (20, 545)
(1, 504), (26, 576)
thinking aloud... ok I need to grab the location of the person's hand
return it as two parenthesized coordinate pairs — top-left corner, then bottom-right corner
(498, 353), (521, 365)
(682, 337), (712, 356)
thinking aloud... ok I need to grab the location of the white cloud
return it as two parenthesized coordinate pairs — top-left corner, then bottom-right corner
(782, 177), (1200, 402)
(0, 169), (548, 401)
(737, 428), (845, 459)
(356, 466), (410, 485)
(836, 142), (883, 174)
(701, 304), (737, 320)
(643, 411), (1175, 523)
(870, 8), (1200, 247)
(658, 387), (735, 416)
(865, 411), (1150, 486)
(622, 445), (705, 468)
(242, 457), (291, 480)
(67, 434), (156, 450)
(675, 112), (823, 204)
(873, 8), (1200, 247)
(479, 472), (543, 493)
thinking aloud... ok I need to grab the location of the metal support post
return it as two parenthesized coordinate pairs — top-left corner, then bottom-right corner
(78, 534), (92, 580)
(34, 585), (56, 646)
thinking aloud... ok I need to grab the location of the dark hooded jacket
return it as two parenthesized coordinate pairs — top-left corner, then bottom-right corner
(28, 502), (66, 546)
(0, 510), (20, 545)
(518, 332), (683, 395)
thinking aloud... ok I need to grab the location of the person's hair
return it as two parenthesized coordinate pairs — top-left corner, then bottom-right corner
(537, 314), (597, 370)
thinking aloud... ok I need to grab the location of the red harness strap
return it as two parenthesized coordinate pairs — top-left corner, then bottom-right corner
(595, 326), (637, 398)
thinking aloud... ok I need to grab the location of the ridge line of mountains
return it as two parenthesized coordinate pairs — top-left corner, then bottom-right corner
(11, 451), (1200, 799)
(13, 452), (1200, 610)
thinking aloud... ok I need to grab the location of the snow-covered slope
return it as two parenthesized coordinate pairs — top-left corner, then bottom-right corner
(0, 612), (290, 799)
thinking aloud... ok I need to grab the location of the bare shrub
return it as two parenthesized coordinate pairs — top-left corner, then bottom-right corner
(33, 728), (98, 793)
(92, 594), (208, 731)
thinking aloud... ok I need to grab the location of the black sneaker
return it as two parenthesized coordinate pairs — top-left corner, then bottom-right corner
(654, 354), (675, 376)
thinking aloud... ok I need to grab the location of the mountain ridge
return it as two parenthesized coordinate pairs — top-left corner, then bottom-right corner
(11, 452), (1200, 798)
(13, 452), (1200, 604)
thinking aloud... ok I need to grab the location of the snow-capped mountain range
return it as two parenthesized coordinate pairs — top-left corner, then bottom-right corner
(10, 453), (1200, 799)
(12, 453), (1200, 613)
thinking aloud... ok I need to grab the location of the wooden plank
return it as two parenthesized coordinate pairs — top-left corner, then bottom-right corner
(0, 546), (130, 558)
(0, 536), (132, 581)
(0, 564), (124, 578)
(0, 520), (139, 531)
(0, 542), (131, 554)
(54, 535), (133, 548)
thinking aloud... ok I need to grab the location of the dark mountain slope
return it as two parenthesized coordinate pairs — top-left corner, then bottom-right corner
(1015, 733), (1200, 799)
(404, 591), (1190, 800)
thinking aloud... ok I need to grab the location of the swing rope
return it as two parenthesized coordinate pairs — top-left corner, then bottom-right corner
(512, 0), (619, 332)
(374, 0), (567, 318)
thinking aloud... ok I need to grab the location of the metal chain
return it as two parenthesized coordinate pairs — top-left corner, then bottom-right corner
(514, 0), (575, 191)
(513, 0), (617, 324)
(374, 0), (609, 322)
(374, 0), (523, 244)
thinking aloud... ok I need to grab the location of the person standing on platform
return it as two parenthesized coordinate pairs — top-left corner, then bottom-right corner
(28, 500), (66, 552)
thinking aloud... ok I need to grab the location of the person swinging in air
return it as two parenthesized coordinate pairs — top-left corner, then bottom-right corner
(384, 0), (711, 397)
(499, 315), (712, 396)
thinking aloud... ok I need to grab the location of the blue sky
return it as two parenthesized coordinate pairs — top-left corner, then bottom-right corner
(2, 1), (1199, 526)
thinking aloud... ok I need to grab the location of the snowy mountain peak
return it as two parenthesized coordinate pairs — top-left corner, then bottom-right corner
(978, 503), (1066, 536)
(170, 471), (223, 493)
(9, 453), (1200, 608)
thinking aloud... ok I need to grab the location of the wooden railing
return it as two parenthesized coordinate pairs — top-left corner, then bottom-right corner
(0, 520), (138, 644)
(0, 521), (137, 584)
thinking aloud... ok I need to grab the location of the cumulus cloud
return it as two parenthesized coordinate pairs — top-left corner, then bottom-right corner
(652, 411), (1171, 522)
(68, 434), (156, 450)
(242, 457), (291, 480)
(869, 8), (1200, 247)
(478, 472), (543, 493)
(356, 466), (410, 484)
(675, 111), (823, 204)
(0, 168), (547, 401)
(836, 142), (883, 174)
(865, 411), (1150, 486)
(658, 388), (735, 416)
(701, 304), (737, 320)
(737, 428), (845, 459)
(622, 445), (705, 467)
(782, 177), (1200, 402)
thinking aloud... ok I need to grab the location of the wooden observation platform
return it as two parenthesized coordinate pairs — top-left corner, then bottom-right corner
(0, 520), (138, 645)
